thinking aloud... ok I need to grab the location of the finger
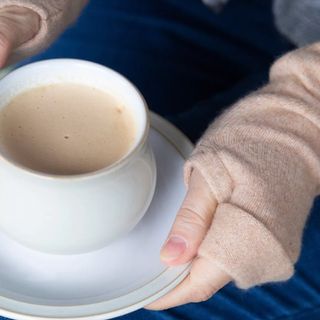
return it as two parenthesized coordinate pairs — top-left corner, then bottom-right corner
(0, 31), (11, 68)
(146, 257), (231, 310)
(0, 6), (40, 48)
(0, 6), (40, 67)
(0, 33), (11, 68)
(160, 169), (217, 265)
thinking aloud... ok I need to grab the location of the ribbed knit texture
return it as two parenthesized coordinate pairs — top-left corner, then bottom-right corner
(185, 43), (320, 288)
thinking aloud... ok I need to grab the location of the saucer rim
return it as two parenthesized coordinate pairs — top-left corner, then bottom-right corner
(0, 112), (194, 320)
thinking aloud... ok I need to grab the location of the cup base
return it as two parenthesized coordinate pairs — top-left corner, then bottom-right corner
(0, 113), (192, 320)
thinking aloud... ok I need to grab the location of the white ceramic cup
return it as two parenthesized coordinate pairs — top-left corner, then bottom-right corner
(0, 59), (156, 254)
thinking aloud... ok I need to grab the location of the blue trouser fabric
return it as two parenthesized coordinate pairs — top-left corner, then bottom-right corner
(5, 0), (320, 319)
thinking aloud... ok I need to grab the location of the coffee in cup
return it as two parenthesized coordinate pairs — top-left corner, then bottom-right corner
(0, 83), (136, 175)
(0, 59), (156, 254)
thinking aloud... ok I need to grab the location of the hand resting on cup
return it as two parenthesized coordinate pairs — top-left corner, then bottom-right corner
(1, 2), (319, 311)
(0, 1), (88, 67)
(0, 6), (40, 67)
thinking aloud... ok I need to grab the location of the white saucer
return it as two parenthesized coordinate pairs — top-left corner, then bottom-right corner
(0, 113), (193, 320)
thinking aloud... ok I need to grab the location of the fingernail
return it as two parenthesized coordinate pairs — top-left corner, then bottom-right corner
(160, 236), (187, 261)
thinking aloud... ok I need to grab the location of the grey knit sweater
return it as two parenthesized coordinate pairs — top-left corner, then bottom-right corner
(204, 0), (320, 47)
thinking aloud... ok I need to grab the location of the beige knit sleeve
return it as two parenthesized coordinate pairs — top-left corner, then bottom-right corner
(0, 0), (88, 63)
(185, 43), (320, 289)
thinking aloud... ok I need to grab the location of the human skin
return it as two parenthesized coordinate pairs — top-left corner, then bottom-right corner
(0, 6), (40, 67)
(0, 7), (232, 309)
(147, 169), (231, 309)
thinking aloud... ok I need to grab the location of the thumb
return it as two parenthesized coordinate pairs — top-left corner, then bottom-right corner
(0, 32), (11, 68)
(160, 168), (217, 265)
(0, 6), (40, 67)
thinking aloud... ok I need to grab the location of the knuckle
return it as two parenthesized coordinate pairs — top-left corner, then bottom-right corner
(0, 31), (9, 48)
(177, 208), (208, 230)
(0, 20), (12, 50)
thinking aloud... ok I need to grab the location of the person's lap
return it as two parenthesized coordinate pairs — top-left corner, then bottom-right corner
(24, 0), (320, 319)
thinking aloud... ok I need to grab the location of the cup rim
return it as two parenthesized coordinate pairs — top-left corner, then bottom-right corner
(0, 59), (150, 181)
